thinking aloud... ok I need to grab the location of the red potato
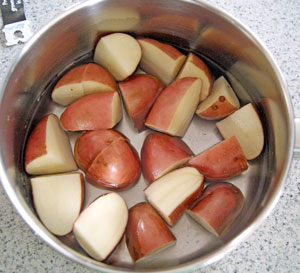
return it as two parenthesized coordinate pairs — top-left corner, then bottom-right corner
(176, 53), (213, 102)
(31, 172), (84, 236)
(188, 136), (248, 181)
(144, 167), (204, 226)
(51, 63), (117, 106)
(94, 33), (142, 81)
(86, 138), (141, 190)
(73, 192), (128, 261)
(74, 129), (125, 171)
(126, 202), (176, 263)
(119, 74), (164, 132)
(25, 114), (77, 175)
(187, 182), (245, 237)
(137, 38), (186, 84)
(141, 132), (193, 183)
(216, 103), (264, 160)
(82, 63), (117, 95)
(196, 76), (240, 120)
(145, 77), (202, 137)
(60, 92), (122, 131)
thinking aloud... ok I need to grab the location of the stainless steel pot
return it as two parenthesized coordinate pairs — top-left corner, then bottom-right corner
(0, 0), (298, 272)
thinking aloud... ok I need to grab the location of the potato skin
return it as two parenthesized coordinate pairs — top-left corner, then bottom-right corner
(25, 115), (49, 168)
(126, 202), (176, 263)
(86, 139), (141, 190)
(187, 136), (248, 181)
(119, 74), (164, 132)
(196, 96), (239, 120)
(60, 92), (121, 131)
(74, 129), (125, 171)
(187, 182), (244, 236)
(141, 132), (193, 183)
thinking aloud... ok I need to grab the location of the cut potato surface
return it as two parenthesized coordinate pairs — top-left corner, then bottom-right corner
(73, 192), (128, 261)
(137, 38), (186, 84)
(94, 33), (141, 81)
(145, 77), (201, 137)
(176, 53), (213, 101)
(52, 63), (117, 106)
(216, 103), (264, 160)
(144, 167), (204, 226)
(196, 76), (240, 120)
(25, 114), (77, 175)
(31, 172), (84, 236)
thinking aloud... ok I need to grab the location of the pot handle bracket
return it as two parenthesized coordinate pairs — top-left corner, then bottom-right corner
(0, 0), (32, 46)
(294, 118), (300, 155)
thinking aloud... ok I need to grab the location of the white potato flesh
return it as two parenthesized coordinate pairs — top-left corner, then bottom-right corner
(168, 79), (201, 136)
(144, 167), (203, 225)
(52, 83), (84, 106)
(82, 81), (116, 95)
(216, 103), (264, 160)
(111, 92), (122, 127)
(94, 33), (141, 81)
(176, 54), (212, 101)
(197, 76), (239, 113)
(26, 115), (77, 174)
(138, 39), (186, 84)
(31, 172), (83, 236)
(73, 192), (128, 261)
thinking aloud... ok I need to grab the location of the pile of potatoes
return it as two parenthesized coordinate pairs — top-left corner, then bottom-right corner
(25, 33), (264, 263)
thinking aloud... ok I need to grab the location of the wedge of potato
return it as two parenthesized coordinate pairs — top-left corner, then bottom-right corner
(187, 182), (244, 237)
(188, 136), (248, 181)
(196, 76), (239, 120)
(60, 92), (122, 131)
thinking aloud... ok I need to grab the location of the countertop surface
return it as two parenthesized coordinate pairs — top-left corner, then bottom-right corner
(0, 0), (299, 272)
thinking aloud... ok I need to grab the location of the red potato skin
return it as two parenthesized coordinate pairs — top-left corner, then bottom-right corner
(137, 38), (184, 60)
(60, 92), (119, 131)
(196, 96), (238, 120)
(74, 129), (125, 171)
(145, 77), (199, 132)
(54, 63), (117, 91)
(126, 202), (176, 263)
(82, 63), (117, 91)
(119, 74), (164, 132)
(31, 172), (85, 235)
(189, 53), (213, 95)
(54, 65), (86, 88)
(188, 182), (244, 236)
(86, 139), (141, 190)
(141, 132), (193, 183)
(78, 173), (85, 213)
(168, 181), (204, 226)
(25, 115), (49, 168)
(187, 136), (248, 181)
(189, 53), (212, 80)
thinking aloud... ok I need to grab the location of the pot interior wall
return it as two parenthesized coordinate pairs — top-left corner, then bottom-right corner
(0, 0), (292, 271)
